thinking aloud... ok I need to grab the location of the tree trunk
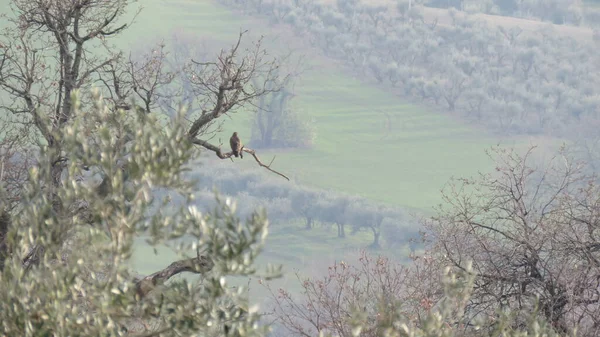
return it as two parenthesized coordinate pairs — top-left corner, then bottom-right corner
(369, 226), (380, 249)
(305, 216), (313, 230)
(264, 127), (273, 148)
(0, 208), (9, 269)
(337, 223), (345, 238)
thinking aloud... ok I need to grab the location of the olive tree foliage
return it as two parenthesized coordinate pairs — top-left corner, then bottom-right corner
(0, 121), (33, 270)
(425, 145), (600, 336)
(0, 92), (281, 336)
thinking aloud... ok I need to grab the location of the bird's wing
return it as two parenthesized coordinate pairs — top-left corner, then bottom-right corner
(230, 136), (237, 150)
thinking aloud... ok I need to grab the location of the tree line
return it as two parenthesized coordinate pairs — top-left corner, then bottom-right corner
(428, 0), (600, 27)
(159, 160), (420, 249)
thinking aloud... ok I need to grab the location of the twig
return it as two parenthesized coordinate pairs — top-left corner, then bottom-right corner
(244, 148), (289, 181)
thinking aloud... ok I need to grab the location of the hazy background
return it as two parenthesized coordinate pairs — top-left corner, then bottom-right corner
(2, 0), (599, 306)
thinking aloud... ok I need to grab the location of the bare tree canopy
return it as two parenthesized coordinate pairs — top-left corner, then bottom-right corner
(184, 31), (290, 180)
(426, 146), (600, 335)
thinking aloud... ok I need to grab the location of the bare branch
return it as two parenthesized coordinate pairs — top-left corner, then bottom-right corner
(243, 148), (289, 181)
(191, 138), (289, 180)
(186, 30), (284, 139)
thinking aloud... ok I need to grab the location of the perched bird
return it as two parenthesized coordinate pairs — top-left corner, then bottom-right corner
(230, 132), (243, 159)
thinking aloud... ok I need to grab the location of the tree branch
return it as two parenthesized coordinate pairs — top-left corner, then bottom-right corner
(243, 148), (290, 181)
(191, 138), (290, 180)
(134, 255), (214, 299)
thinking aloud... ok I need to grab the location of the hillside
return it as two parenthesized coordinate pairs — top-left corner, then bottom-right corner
(319, 0), (595, 42)
(118, 0), (508, 211)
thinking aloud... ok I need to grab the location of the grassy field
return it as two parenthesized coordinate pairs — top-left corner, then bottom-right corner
(118, 0), (575, 214)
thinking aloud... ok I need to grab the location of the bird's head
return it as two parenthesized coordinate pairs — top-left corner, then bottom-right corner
(232, 132), (238, 137)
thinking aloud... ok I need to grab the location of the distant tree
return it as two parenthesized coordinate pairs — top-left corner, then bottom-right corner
(290, 188), (320, 230)
(493, 0), (518, 14)
(249, 53), (314, 149)
(426, 0), (463, 9)
(346, 203), (402, 249)
(250, 79), (306, 148)
(313, 195), (350, 238)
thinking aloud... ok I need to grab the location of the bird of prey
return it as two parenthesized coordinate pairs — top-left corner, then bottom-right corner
(230, 132), (243, 158)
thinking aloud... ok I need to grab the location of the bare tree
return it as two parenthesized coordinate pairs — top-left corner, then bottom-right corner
(425, 145), (600, 336)
(185, 31), (290, 180)
(264, 250), (443, 337)
(97, 42), (178, 114)
(0, 0), (138, 223)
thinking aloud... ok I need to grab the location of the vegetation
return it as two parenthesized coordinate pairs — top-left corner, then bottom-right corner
(250, 74), (316, 149)
(0, 91), (283, 335)
(426, 146), (600, 335)
(1, 0), (599, 336)
(265, 145), (600, 337)
(76, 0), (499, 211)
(0, 0), (285, 334)
(218, 0), (600, 137)
(189, 162), (418, 248)
(426, 0), (599, 27)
